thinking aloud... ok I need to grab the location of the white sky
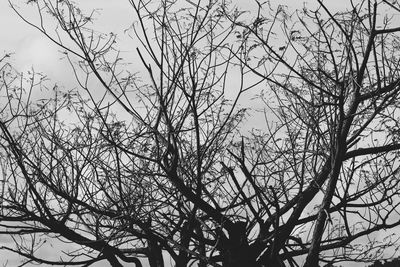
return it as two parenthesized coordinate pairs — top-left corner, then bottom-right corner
(0, 0), (351, 82)
(0, 0), (390, 266)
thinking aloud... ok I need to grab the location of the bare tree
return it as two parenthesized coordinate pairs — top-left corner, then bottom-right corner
(1, 0), (249, 266)
(223, 0), (400, 266)
(2, 0), (400, 266)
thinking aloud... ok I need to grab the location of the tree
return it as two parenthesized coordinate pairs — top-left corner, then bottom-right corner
(2, 0), (400, 266)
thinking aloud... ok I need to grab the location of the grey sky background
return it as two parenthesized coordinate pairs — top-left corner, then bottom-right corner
(0, 0), (347, 82)
(0, 0), (398, 266)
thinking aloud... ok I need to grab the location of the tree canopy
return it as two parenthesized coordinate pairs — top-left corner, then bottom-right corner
(2, 0), (400, 266)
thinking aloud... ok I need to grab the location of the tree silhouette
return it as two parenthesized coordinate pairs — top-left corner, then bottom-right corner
(1, 0), (400, 266)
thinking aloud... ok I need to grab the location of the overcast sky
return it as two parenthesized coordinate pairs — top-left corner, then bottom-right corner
(0, 0), (390, 266)
(0, 0), (350, 82)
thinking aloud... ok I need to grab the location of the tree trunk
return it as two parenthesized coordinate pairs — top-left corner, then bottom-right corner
(148, 238), (164, 267)
(220, 221), (258, 267)
(106, 254), (124, 267)
(176, 221), (191, 267)
(195, 223), (207, 267)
